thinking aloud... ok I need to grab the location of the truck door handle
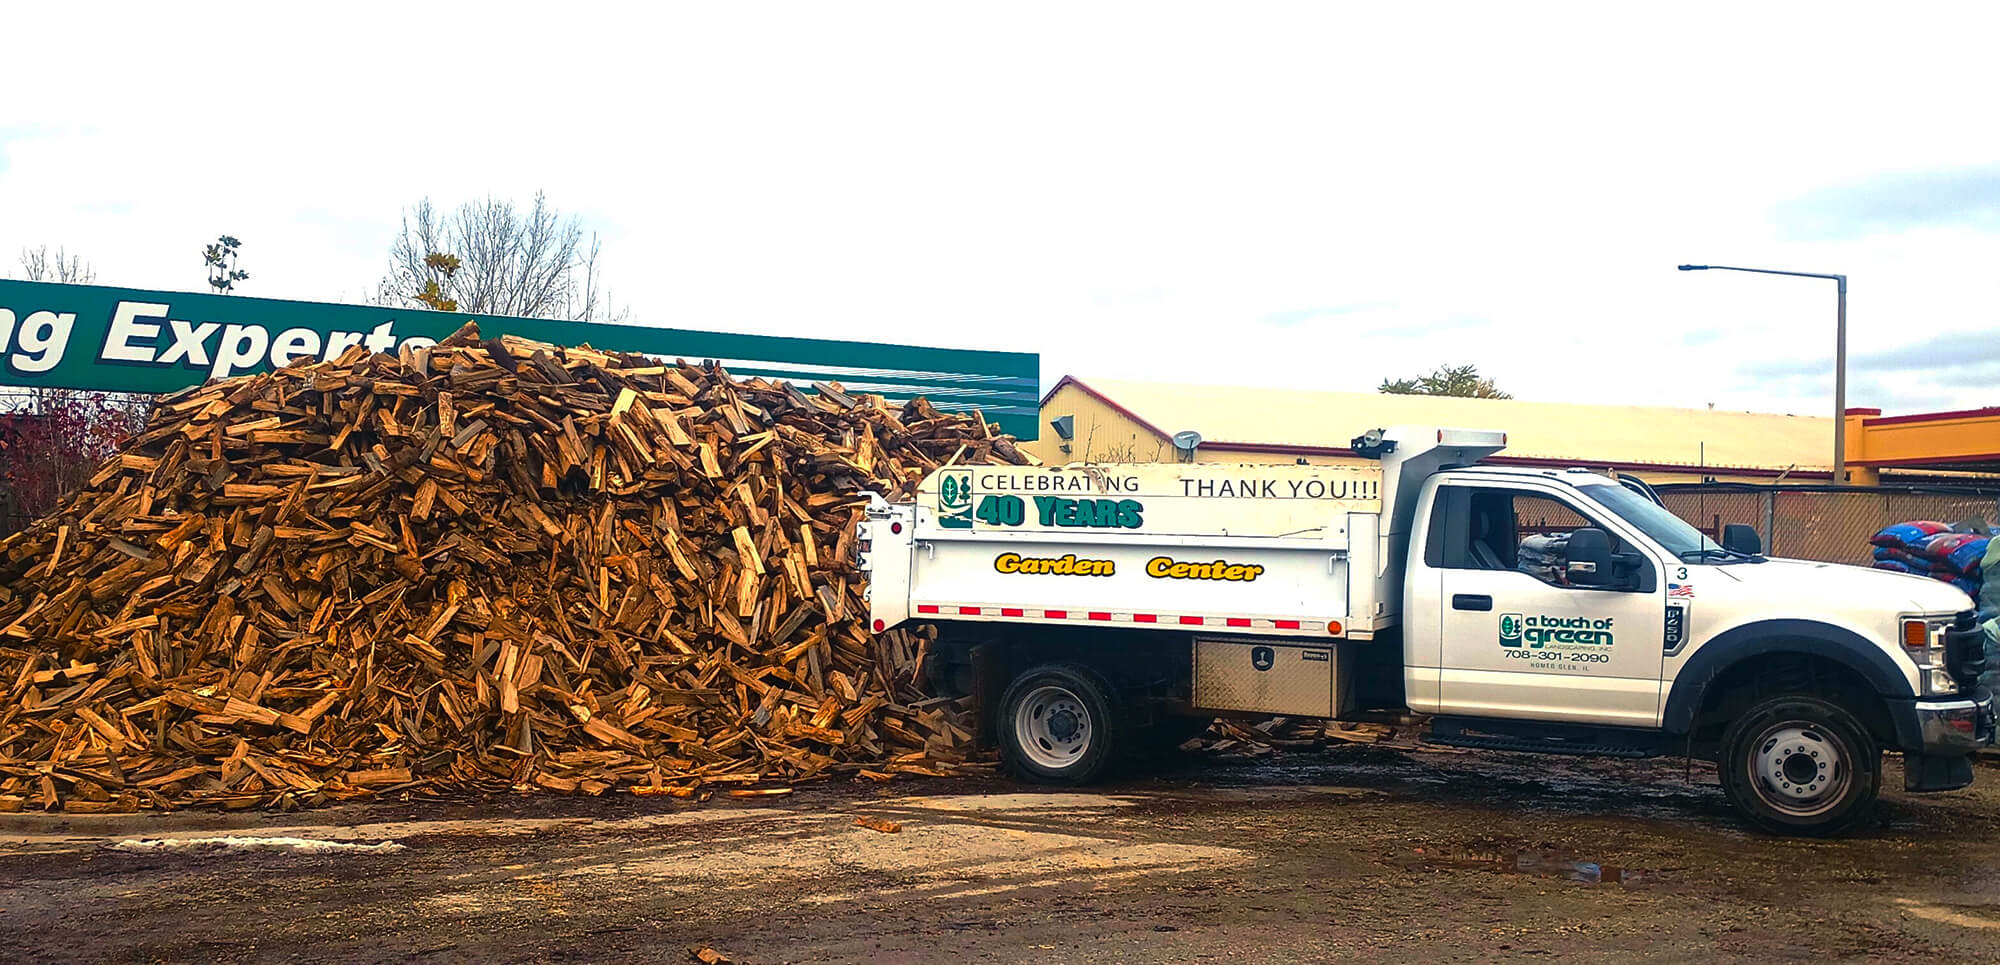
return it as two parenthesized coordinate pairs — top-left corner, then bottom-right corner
(1452, 594), (1493, 611)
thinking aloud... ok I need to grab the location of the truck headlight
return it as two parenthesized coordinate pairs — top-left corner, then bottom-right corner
(1901, 617), (1959, 696)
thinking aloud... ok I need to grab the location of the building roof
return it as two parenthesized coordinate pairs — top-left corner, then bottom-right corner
(1046, 376), (1837, 474)
(1851, 405), (2000, 473)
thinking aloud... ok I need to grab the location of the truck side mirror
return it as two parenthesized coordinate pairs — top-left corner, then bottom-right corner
(1565, 528), (1613, 586)
(1721, 524), (1762, 556)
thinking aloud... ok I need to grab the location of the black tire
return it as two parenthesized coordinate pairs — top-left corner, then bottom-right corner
(1133, 715), (1214, 757)
(998, 663), (1121, 784)
(1718, 695), (1881, 837)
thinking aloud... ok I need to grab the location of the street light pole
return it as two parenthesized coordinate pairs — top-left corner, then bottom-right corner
(1678, 264), (1850, 484)
(1834, 273), (1847, 481)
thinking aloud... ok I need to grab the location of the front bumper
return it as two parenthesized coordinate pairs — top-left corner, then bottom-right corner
(1902, 691), (1993, 793)
(1914, 692), (1995, 754)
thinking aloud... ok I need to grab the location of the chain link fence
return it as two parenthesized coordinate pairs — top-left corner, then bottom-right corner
(1657, 483), (2000, 566)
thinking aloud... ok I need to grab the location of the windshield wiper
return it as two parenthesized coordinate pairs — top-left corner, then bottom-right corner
(1679, 547), (1765, 564)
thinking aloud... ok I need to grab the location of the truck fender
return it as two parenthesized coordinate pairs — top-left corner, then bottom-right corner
(1660, 619), (1914, 736)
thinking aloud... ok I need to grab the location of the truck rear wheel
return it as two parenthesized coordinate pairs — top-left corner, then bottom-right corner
(999, 663), (1120, 784)
(1719, 695), (1880, 837)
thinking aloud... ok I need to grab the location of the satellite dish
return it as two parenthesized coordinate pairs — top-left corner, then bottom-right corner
(1172, 430), (1202, 450)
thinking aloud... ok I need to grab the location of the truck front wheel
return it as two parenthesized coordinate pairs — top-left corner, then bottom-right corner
(1719, 695), (1881, 837)
(999, 663), (1120, 784)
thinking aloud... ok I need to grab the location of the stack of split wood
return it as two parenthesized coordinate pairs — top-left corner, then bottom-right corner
(1195, 717), (1414, 758)
(0, 323), (1029, 811)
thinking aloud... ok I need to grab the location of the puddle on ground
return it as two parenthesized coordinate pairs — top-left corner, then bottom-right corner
(1406, 850), (1648, 885)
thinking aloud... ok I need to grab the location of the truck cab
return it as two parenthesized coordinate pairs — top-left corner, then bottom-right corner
(862, 425), (1993, 835)
(1403, 461), (1989, 833)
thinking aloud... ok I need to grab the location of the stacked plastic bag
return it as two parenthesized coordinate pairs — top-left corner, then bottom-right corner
(1872, 519), (2000, 692)
(1871, 521), (1989, 596)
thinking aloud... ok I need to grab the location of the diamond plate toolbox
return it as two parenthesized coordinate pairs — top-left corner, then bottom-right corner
(1191, 637), (1346, 717)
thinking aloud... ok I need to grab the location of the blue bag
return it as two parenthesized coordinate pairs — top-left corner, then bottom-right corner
(1947, 537), (1990, 575)
(1872, 547), (1932, 570)
(1873, 520), (1952, 549)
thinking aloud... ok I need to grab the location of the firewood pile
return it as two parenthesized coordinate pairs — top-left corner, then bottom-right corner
(0, 323), (1029, 812)
(1192, 717), (1416, 758)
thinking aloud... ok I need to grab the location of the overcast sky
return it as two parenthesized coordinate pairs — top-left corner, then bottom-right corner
(6, 2), (1999, 418)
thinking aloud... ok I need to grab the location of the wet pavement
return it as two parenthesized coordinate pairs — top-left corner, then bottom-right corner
(2, 744), (1998, 962)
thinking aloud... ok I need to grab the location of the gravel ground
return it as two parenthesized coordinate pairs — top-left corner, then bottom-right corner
(2, 744), (1997, 963)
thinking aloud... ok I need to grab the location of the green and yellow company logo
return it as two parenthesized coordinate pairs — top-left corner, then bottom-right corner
(1499, 613), (1615, 649)
(937, 470), (973, 529)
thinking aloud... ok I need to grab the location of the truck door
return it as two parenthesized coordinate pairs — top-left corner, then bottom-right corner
(1421, 482), (1667, 726)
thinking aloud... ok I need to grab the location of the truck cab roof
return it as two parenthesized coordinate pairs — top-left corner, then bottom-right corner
(1442, 465), (1622, 486)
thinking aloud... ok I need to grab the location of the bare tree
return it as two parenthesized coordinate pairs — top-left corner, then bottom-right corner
(574, 233), (620, 323)
(18, 245), (97, 284)
(379, 192), (627, 322)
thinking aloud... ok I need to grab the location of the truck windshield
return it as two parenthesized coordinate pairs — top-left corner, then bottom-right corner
(1576, 482), (1738, 562)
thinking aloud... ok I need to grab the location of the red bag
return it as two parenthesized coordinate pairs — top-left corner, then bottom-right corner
(1918, 533), (1981, 566)
(1872, 520), (1951, 548)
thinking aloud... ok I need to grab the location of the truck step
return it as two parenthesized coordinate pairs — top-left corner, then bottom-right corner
(1424, 717), (1661, 759)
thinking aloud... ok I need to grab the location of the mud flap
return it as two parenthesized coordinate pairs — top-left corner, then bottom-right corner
(1903, 752), (1975, 793)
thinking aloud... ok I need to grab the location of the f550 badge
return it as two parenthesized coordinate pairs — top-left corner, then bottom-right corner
(1664, 601), (1689, 652)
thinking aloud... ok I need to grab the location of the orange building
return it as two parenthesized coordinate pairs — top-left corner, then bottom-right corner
(1845, 406), (2000, 482)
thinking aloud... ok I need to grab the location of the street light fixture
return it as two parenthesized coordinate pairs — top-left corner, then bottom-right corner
(1677, 264), (1850, 483)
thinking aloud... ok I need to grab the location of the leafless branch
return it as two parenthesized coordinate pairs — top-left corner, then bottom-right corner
(18, 246), (96, 284)
(379, 192), (630, 322)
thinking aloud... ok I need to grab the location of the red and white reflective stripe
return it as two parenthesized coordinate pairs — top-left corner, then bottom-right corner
(912, 604), (1335, 634)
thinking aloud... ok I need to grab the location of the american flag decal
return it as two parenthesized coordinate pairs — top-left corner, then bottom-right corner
(1668, 583), (1694, 598)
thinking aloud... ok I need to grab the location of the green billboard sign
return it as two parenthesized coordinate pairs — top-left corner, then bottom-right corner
(0, 280), (1039, 437)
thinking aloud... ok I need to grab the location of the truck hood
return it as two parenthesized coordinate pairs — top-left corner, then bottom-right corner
(1719, 558), (1974, 614)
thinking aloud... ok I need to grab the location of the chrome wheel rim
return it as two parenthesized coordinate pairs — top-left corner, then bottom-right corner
(1014, 684), (1092, 771)
(1748, 722), (1849, 817)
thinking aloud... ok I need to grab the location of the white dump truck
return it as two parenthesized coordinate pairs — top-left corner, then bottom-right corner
(860, 426), (1993, 835)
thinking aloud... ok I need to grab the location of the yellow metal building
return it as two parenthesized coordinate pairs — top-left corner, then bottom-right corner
(1028, 376), (1843, 484)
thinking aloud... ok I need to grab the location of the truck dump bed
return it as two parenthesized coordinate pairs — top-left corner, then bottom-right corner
(863, 463), (1389, 641)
